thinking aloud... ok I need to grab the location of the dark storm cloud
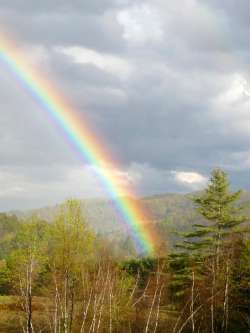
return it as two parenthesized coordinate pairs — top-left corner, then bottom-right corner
(1, 0), (250, 210)
(0, 2), (125, 52)
(0, 0), (128, 13)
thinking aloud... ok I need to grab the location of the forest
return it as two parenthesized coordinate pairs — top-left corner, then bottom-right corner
(0, 169), (249, 333)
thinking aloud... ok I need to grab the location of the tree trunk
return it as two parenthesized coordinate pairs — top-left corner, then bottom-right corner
(190, 271), (195, 333)
(211, 260), (215, 333)
(222, 259), (230, 333)
(26, 258), (33, 333)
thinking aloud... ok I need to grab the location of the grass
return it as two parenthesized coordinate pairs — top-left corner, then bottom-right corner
(0, 295), (50, 332)
(0, 296), (20, 332)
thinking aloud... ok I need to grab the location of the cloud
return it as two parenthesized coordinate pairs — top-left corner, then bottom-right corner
(0, 0), (127, 14)
(211, 74), (250, 137)
(117, 4), (163, 44)
(0, 5), (125, 53)
(1, 0), (250, 210)
(56, 46), (132, 79)
(0, 165), (111, 211)
(173, 171), (208, 189)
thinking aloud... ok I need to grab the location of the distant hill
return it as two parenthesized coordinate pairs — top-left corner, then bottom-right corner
(11, 193), (195, 230)
(8, 190), (250, 248)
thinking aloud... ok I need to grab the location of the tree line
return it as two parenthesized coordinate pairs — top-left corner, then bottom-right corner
(0, 169), (249, 332)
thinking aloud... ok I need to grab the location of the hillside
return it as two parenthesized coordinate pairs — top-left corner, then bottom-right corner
(11, 193), (195, 230)
(9, 190), (250, 248)
(7, 193), (197, 249)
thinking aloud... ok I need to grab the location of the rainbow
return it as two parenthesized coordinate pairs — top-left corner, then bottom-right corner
(0, 33), (158, 255)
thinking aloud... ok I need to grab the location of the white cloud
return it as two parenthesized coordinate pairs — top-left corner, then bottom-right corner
(117, 4), (163, 44)
(217, 74), (250, 103)
(212, 74), (250, 136)
(173, 171), (208, 189)
(55, 46), (132, 79)
(122, 164), (208, 195)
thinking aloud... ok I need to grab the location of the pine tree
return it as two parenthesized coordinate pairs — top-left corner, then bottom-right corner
(192, 169), (249, 332)
(170, 169), (249, 332)
(192, 169), (246, 256)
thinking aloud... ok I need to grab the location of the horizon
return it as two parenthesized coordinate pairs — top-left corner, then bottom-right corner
(3, 183), (249, 213)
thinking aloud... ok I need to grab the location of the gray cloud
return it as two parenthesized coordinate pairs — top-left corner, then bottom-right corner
(0, 0), (129, 13)
(0, 5), (125, 53)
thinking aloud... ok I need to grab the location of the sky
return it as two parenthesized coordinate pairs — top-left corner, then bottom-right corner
(1, 0), (250, 210)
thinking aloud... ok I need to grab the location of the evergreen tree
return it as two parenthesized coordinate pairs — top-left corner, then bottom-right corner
(170, 169), (249, 332)
(192, 169), (246, 255)
(174, 169), (247, 262)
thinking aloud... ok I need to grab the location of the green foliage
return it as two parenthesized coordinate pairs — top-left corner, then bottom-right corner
(0, 261), (12, 294)
(175, 169), (248, 258)
(0, 188), (249, 332)
(169, 252), (192, 296)
(121, 257), (157, 276)
(169, 169), (250, 332)
(192, 169), (247, 248)
(0, 213), (20, 259)
(48, 199), (96, 274)
(8, 217), (49, 290)
(232, 237), (250, 309)
(169, 169), (247, 293)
